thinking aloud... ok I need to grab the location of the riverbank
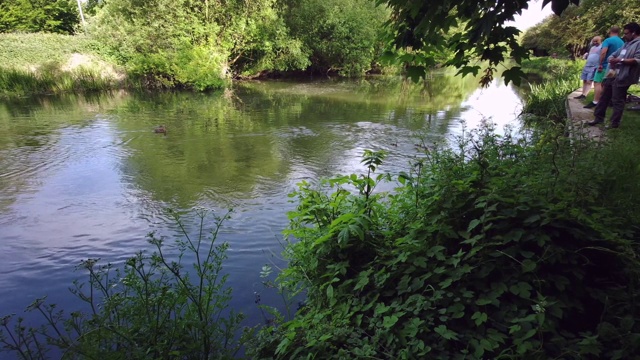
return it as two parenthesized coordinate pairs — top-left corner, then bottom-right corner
(250, 59), (640, 359)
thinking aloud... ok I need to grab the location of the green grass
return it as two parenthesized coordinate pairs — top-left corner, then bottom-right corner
(0, 33), (107, 69)
(523, 78), (579, 123)
(520, 57), (585, 124)
(521, 57), (585, 82)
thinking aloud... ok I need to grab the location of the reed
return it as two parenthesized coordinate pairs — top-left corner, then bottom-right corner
(0, 66), (119, 98)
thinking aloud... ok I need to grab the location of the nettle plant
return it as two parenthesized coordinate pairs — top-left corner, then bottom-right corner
(250, 125), (640, 359)
(0, 209), (246, 360)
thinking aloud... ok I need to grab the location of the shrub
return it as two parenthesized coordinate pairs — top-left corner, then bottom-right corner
(249, 124), (640, 359)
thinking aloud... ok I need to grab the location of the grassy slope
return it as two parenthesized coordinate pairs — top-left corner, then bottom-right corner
(0, 33), (124, 97)
(0, 33), (106, 69)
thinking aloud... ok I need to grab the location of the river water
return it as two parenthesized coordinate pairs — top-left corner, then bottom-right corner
(0, 76), (523, 340)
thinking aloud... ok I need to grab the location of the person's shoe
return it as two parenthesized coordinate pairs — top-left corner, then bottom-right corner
(584, 102), (597, 109)
(586, 120), (604, 126)
(605, 123), (620, 130)
(574, 94), (586, 99)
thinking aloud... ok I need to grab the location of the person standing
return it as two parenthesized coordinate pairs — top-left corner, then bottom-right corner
(587, 22), (640, 128)
(575, 36), (602, 99)
(584, 26), (625, 108)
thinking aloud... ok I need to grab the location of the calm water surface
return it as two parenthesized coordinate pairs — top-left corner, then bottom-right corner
(0, 76), (523, 332)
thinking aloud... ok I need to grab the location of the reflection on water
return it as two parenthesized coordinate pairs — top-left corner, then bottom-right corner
(0, 75), (523, 331)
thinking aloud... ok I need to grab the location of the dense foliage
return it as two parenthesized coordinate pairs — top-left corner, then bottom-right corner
(249, 121), (640, 358)
(282, 0), (387, 76)
(83, 0), (389, 88)
(0, 0), (79, 34)
(522, 0), (640, 58)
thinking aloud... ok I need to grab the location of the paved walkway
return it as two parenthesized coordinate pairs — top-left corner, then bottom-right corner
(565, 89), (605, 140)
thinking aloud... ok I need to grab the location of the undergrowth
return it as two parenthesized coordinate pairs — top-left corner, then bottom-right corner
(248, 122), (640, 359)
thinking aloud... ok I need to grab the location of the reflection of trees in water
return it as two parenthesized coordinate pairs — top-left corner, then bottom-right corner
(116, 75), (484, 208)
(111, 92), (289, 208)
(0, 75), (484, 212)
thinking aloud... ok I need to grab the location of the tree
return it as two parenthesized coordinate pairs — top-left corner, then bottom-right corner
(377, 0), (579, 86)
(522, 0), (640, 58)
(0, 0), (79, 34)
(283, 0), (388, 76)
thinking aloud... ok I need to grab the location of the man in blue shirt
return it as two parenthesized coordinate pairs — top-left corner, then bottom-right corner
(584, 26), (625, 109)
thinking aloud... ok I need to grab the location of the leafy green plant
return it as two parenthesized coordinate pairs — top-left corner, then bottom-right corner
(249, 124), (640, 359)
(0, 209), (246, 359)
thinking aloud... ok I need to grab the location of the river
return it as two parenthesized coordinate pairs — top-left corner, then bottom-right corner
(0, 75), (523, 350)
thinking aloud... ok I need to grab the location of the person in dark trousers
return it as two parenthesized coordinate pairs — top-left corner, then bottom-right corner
(587, 22), (640, 128)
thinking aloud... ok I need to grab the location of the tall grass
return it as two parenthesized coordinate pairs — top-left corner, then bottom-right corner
(523, 79), (579, 122)
(520, 57), (582, 123)
(0, 67), (119, 97)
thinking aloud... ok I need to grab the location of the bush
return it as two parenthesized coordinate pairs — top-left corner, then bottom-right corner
(0, 0), (79, 34)
(249, 124), (640, 359)
(0, 210), (247, 359)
